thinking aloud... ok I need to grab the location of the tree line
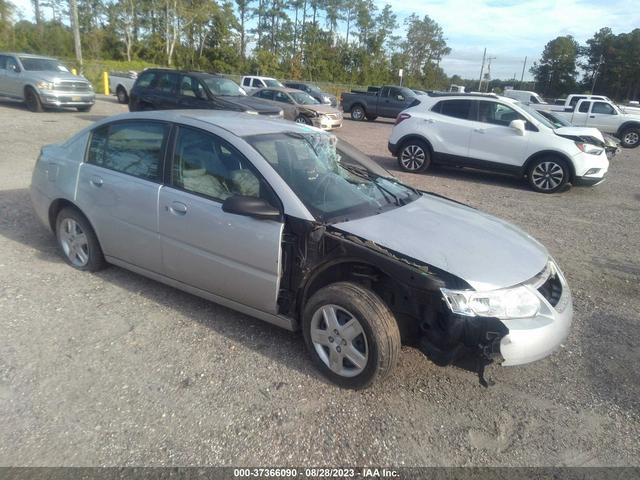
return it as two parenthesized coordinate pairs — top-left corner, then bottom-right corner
(531, 29), (640, 101)
(0, 0), (452, 89)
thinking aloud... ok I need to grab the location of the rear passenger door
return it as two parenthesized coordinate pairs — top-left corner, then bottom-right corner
(158, 125), (284, 314)
(149, 72), (179, 109)
(570, 101), (591, 126)
(76, 120), (170, 273)
(429, 99), (474, 159)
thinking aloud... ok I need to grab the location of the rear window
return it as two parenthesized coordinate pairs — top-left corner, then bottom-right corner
(434, 100), (472, 120)
(578, 101), (591, 113)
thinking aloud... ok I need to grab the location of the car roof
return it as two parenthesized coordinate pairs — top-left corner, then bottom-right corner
(256, 87), (301, 94)
(143, 68), (223, 78)
(94, 110), (322, 138)
(1, 52), (56, 60)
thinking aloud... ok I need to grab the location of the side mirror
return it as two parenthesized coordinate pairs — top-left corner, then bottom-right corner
(222, 195), (281, 221)
(10, 64), (21, 73)
(509, 119), (526, 136)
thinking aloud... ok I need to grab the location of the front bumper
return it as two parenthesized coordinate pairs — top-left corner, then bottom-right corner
(39, 90), (95, 107)
(388, 141), (399, 156)
(312, 115), (343, 130)
(500, 263), (573, 366)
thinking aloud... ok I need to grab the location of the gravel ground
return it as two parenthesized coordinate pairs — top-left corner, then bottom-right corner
(0, 96), (638, 467)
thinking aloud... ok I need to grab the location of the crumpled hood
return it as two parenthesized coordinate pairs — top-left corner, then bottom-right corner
(333, 195), (549, 291)
(218, 95), (282, 115)
(555, 126), (604, 142)
(302, 104), (341, 115)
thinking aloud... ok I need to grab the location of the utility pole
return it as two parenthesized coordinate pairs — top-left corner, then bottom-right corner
(478, 48), (487, 92)
(591, 54), (604, 94)
(484, 56), (496, 92)
(69, 0), (83, 69)
(520, 56), (527, 86)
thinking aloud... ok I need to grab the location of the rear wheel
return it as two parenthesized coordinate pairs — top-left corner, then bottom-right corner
(302, 282), (401, 389)
(350, 104), (365, 121)
(527, 156), (569, 193)
(398, 140), (431, 172)
(116, 86), (128, 104)
(620, 127), (640, 148)
(25, 87), (43, 112)
(55, 207), (106, 272)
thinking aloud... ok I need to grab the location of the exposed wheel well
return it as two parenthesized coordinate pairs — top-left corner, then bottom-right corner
(23, 85), (37, 98)
(48, 199), (88, 232)
(523, 151), (575, 181)
(617, 122), (640, 137)
(349, 103), (365, 113)
(300, 260), (416, 340)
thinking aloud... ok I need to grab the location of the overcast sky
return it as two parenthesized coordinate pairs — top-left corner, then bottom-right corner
(10, 0), (639, 80)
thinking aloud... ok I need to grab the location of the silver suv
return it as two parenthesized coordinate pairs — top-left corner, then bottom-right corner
(30, 111), (573, 389)
(0, 53), (94, 112)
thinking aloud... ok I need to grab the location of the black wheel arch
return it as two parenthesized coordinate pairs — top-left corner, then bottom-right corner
(48, 199), (99, 240)
(523, 150), (575, 182)
(616, 121), (640, 138)
(349, 103), (366, 114)
(395, 134), (435, 158)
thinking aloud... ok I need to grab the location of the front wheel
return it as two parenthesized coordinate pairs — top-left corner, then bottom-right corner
(56, 207), (106, 272)
(527, 157), (569, 193)
(620, 127), (640, 148)
(116, 86), (128, 104)
(295, 114), (312, 125)
(398, 140), (431, 172)
(25, 87), (43, 112)
(302, 282), (401, 389)
(350, 104), (366, 121)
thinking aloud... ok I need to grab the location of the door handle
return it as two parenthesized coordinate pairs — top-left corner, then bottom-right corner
(167, 201), (188, 215)
(89, 175), (103, 187)
(474, 128), (486, 134)
(589, 115), (595, 118)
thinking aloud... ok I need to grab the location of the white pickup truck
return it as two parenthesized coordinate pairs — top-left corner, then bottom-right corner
(109, 71), (137, 104)
(536, 98), (640, 148)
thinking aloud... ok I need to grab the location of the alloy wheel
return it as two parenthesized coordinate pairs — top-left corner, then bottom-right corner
(400, 145), (426, 171)
(310, 304), (368, 378)
(531, 161), (564, 191)
(351, 106), (365, 121)
(623, 131), (639, 147)
(58, 218), (90, 267)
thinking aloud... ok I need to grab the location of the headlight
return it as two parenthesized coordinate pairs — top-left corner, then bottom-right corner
(245, 110), (259, 115)
(441, 285), (541, 319)
(36, 81), (54, 90)
(576, 142), (604, 155)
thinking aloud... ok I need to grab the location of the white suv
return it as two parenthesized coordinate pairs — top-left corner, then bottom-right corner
(388, 93), (610, 193)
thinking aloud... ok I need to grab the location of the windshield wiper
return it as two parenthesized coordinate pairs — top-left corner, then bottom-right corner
(341, 163), (410, 206)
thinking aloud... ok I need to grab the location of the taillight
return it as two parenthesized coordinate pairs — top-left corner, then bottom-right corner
(395, 113), (411, 125)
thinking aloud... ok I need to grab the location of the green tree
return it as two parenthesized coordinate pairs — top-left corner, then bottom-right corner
(401, 14), (450, 88)
(530, 35), (579, 97)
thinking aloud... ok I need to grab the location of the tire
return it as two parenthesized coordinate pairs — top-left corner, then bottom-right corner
(76, 106), (92, 112)
(619, 127), (640, 148)
(55, 207), (106, 272)
(25, 87), (43, 113)
(397, 140), (431, 172)
(365, 115), (378, 122)
(295, 114), (312, 126)
(116, 86), (128, 104)
(350, 104), (366, 121)
(302, 282), (401, 389)
(526, 156), (570, 193)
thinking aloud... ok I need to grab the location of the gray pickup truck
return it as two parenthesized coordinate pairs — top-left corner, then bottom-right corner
(340, 85), (419, 122)
(109, 70), (137, 104)
(0, 53), (95, 112)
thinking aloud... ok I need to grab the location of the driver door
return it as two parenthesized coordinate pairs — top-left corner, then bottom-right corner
(177, 75), (210, 109)
(158, 125), (284, 314)
(586, 101), (618, 132)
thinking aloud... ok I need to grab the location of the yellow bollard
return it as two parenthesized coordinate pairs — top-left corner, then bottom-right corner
(71, 68), (77, 75)
(103, 71), (109, 96)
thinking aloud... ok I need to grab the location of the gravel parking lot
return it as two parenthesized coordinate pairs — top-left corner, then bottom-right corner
(0, 96), (639, 467)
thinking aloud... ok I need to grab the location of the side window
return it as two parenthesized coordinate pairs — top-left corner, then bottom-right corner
(380, 87), (390, 98)
(477, 101), (522, 126)
(242, 77), (251, 87)
(529, 95), (540, 104)
(135, 71), (155, 89)
(0, 55), (7, 70)
(578, 101), (591, 113)
(252, 78), (263, 88)
(570, 96), (585, 107)
(87, 122), (167, 182)
(257, 89), (274, 100)
(389, 88), (405, 101)
(274, 91), (292, 103)
(154, 73), (177, 93)
(171, 127), (270, 203)
(437, 100), (472, 120)
(179, 75), (206, 98)
(592, 102), (615, 115)
(6, 57), (19, 72)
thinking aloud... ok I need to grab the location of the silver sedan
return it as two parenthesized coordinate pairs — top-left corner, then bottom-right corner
(30, 110), (572, 389)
